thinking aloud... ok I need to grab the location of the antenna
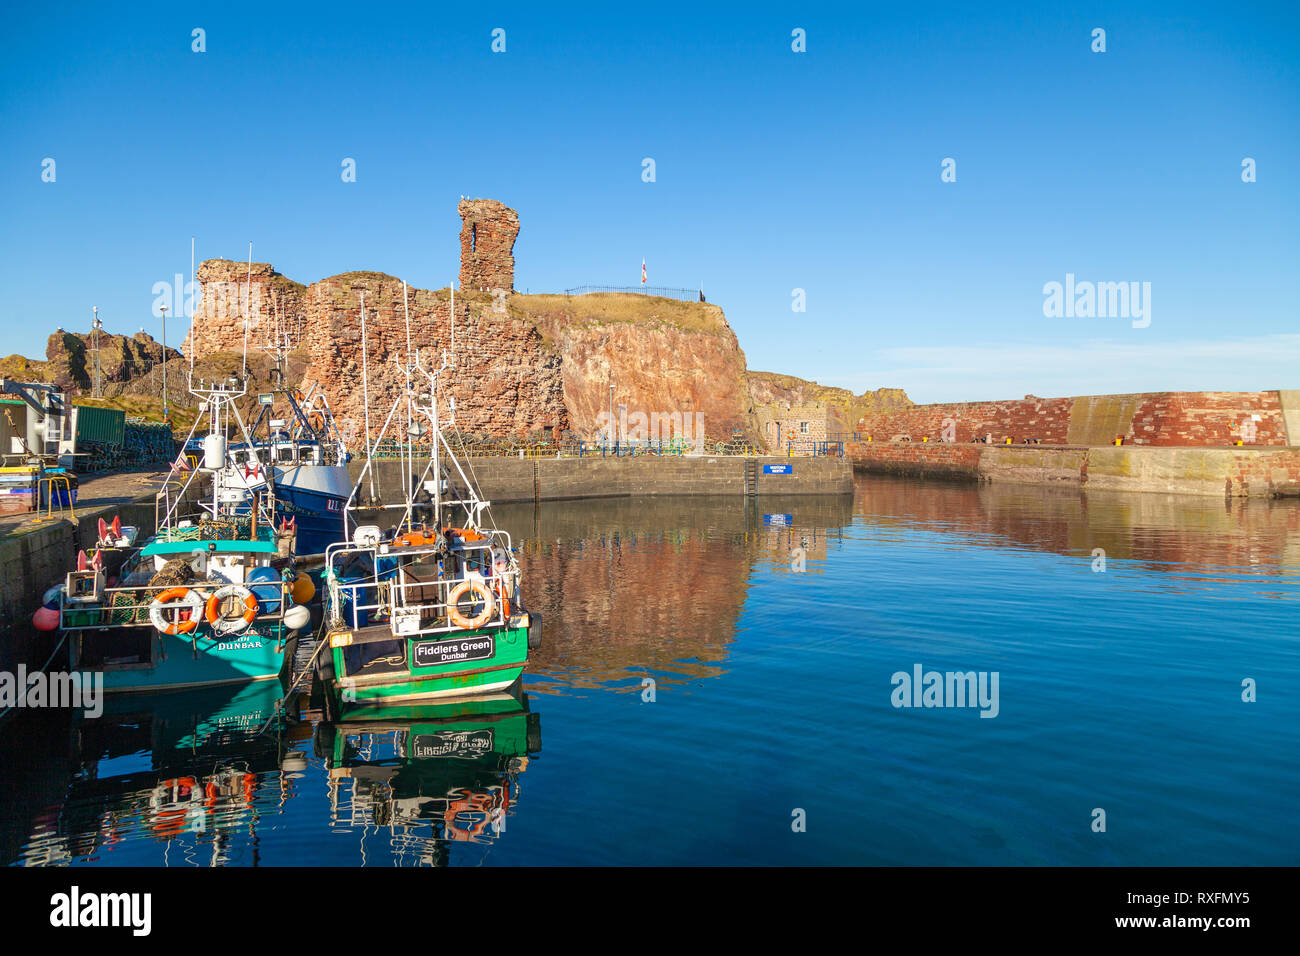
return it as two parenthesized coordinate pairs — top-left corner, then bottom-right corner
(91, 306), (103, 398)
(189, 237), (196, 375)
(402, 280), (412, 362)
(258, 289), (295, 386)
(160, 303), (168, 420)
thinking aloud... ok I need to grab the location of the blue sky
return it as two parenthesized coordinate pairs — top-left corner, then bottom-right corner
(1, 1), (1296, 403)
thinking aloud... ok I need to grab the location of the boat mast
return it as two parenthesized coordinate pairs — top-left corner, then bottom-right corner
(435, 282), (453, 528)
(359, 291), (375, 504)
(242, 243), (252, 378)
(402, 280), (413, 517)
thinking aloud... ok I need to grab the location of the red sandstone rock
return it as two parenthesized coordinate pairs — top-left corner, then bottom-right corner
(181, 201), (757, 444)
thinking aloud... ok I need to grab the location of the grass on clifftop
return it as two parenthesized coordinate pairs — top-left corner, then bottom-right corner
(513, 292), (728, 335)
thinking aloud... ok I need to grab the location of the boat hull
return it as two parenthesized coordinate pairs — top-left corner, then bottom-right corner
(71, 624), (296, 695)
(272, 463), (351, 555)
(326, 622), (530, 707)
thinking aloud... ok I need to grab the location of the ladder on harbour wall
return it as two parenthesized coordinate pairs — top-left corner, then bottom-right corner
(744, 458), (758, 497)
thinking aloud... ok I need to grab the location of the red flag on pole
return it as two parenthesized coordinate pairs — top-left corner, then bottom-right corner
(641, 258), (646, 285)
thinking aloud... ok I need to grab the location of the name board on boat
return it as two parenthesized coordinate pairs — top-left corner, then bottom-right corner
(413, 635), (495, 667)
(763, 464), (793, 475)
(215, 630), (268, 651)
(405, 729), (496, 760)
(763, 513), (794, 526)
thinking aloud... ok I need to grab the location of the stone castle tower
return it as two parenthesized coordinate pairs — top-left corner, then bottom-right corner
(458, 198), (519, 293)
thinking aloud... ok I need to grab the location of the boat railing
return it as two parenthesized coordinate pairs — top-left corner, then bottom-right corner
(59, 578), (294, 632)
(325, 538), (520, 638)
(328, 568), (518, 637)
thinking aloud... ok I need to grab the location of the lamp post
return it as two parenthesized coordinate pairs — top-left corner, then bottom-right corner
(160, 304), (168, 421)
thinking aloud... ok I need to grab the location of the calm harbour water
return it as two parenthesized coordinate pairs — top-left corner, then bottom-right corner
(2, 475), (1297, 866)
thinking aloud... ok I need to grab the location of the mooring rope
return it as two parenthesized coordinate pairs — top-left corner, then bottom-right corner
(0, 631), (70, 723)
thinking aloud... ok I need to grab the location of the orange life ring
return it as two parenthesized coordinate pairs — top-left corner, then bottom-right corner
(447, 580), (496, 629)
(205, 585), (258, 633)
(787, 429), (795, 440)
(444, 789), (497, 841)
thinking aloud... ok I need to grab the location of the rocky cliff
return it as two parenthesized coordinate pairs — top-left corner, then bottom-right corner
(43, 330), (183, 396)
(183, 262), (754, 444)
(748, 369), (912, 432)
(0, 330), (184, 402)
(178, 198), (760, 444)
(185, 261), (568, 441)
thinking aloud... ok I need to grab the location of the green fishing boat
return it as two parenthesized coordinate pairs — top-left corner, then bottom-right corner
(315, 688), (541, 859)
(317, 319), (541, 709)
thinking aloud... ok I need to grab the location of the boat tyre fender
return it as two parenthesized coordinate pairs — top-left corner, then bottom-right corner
(149, 587), (204, 635)
(205, 584), (259, 634)
(527, 610), (542, 650)
(447, 580), (496, 630)
(314, 643), (335, 682)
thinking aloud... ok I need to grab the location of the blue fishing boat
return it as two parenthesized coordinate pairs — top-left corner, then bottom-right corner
(206, 384), (353, 556)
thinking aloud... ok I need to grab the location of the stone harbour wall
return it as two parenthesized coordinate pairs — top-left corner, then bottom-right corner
(848, 441), (1300, 498)
(852, 391), (1292, 447)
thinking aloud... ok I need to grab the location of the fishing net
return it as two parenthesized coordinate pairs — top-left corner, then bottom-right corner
(148, 558), (194, 589)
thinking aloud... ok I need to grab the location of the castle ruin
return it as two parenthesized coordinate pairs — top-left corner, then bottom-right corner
(458, 198), (519, 293)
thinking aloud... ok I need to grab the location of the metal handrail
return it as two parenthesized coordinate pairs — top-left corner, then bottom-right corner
(59, 580), (294, 631)
(34, 475), (76, 522)
(324, 534), (518, 637)
(327, 568), (518, 637)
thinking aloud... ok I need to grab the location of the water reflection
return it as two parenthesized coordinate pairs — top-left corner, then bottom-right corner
(490, 494), (855, 692)
(853, 476), (1300, 582)
(315, 687), (541, 866)
(16, 681), (301, 867)
(3, 477), (1297, 866)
